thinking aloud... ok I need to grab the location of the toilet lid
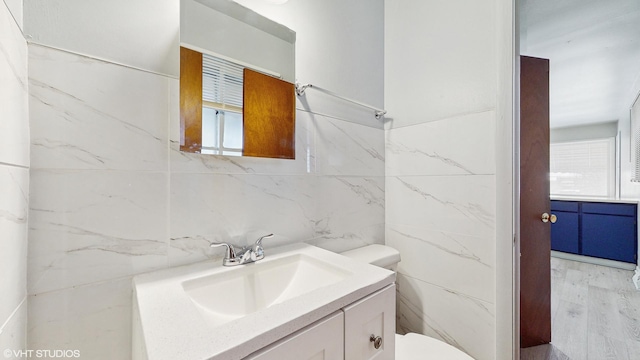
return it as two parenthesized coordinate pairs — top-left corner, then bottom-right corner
(395, 333), (475, 359)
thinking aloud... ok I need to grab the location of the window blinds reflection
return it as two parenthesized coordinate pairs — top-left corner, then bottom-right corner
(202, 53), (243, 110)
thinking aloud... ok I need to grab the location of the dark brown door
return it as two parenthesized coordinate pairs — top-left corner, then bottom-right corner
(520, 56), (551, 348)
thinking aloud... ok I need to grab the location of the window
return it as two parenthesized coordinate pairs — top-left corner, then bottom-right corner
(201, 108), (243, 156)
(550, 138), (616, 197)
(631, 95), (640, 181)
(201, 54), (244, 156)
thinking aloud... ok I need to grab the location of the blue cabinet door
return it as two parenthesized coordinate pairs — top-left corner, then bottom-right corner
(550, 211), (579, 254)
(582, 214), (637, 263)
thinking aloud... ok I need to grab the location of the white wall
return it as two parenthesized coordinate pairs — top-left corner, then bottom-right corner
(234, 0), (385, 129)
(24, 0), (179, 77)
(0, 0), (28, 356)
(619, 73), (640, 200)
(181, 0), (295, 83)
(385, 0), (514, 359)
(24, 0), (385, 358)
(551, 121), (618, 143)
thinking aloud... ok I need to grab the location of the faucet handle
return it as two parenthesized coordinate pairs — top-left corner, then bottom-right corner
(251, 234), (274, 260)
(210, 242), (237, 260)
(254, 233), (274, 248)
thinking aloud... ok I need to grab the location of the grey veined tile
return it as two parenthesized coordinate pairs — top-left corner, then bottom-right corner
(28, 170), (169, 294)
(29, 45), (170, 171)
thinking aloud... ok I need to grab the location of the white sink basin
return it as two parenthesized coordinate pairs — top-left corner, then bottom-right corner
(182, 253), (351, 326)
(133, 243), (395, 360)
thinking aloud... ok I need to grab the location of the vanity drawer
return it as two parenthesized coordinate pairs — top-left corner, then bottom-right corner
(550, 200), (579, 212)
(344, 284), (396, 360)
(245, 311), (344, 360)
(581, 202), (637, 216)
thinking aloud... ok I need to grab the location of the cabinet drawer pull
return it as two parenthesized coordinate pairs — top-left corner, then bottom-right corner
(369, 335), (382, 349)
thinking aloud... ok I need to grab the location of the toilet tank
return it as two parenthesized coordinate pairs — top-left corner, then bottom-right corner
(341, 244), (401, 271)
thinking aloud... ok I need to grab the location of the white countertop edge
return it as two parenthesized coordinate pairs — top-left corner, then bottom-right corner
(133, 243), (395, 360)
(551, 196), (639, 204)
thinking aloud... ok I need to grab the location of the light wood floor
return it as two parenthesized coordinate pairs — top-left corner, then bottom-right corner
(521, 257), (640, 360)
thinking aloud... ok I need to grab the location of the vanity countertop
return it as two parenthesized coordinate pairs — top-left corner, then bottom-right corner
(551, 196), (639, 204)
(133, 243), (395, 360)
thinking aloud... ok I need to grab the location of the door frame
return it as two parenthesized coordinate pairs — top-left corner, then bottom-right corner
(513, 1), (522, 357)
(494, 0), (521, 358)
(510, 0), (523, 358)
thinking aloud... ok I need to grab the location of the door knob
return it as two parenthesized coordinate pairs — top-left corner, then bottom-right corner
(370, 335), (382, 349)
(541, 213), (557, 223)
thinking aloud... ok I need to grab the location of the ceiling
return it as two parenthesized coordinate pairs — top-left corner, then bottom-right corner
(520, 0), (640, 129)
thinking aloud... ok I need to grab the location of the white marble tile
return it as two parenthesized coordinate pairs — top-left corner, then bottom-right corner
(0, 300), (27, 358)
(28, 170), (169, 294)
(0, 3), (29, 167)
(385, 0), (497, 129)
(386, 175), (495, 239)
(396, 273), (495, 360)
(169, 173), (317, 266)
(0, 166), (28, 328)
(28, 278), (132, 360)
(24, 0), (179, 77)
(3, 0), (22, 30)
(169, 105), (316, 175)
(386, 223), (495, 303)
(296, 91), (385, 130)
(315, 115), (384, 176)
(385, 110), (496, 176)
(307, 176), (385, 253)
(28, 45), (170, 171)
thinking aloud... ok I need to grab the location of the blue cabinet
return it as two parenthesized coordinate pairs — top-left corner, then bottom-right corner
(550, 200), (638, 264)
(550, 201), (579, 255)
(551, 211), (579, 254)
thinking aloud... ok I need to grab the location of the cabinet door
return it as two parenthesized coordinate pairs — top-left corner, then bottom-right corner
(550, 211), (579, 254)
(245, 311), (344, 360)
(344, 285), (395, 360)
(582, 214), (637, 263)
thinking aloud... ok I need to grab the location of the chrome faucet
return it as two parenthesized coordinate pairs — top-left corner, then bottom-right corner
(210, 234), (274, 266)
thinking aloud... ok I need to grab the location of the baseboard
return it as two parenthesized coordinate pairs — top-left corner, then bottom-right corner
(633, 267), (640, 290)
(550, 250), (636, 271)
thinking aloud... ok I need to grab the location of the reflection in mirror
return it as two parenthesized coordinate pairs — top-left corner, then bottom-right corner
(201, 51), (244, 155)
(179, 0), (296, 158)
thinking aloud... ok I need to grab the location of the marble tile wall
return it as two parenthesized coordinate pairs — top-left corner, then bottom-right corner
(385, 113), (497, 360)
(26, 32), (384, 360)
(384, 1), (506, 359)
(0, 0), (29, 355)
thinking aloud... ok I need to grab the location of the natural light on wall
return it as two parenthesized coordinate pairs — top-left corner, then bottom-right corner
(550, 138), (616, 197)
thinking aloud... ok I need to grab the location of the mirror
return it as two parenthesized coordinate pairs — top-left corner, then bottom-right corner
(179, 0), (296, 158)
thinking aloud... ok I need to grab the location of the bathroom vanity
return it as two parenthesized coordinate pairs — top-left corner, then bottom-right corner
(132, 243), (396, 360)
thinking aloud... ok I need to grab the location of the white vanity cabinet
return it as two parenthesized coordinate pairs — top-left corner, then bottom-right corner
(245, 311), (345, 360)
(246, 284), (395, 360)
(344, 284), (395, 360)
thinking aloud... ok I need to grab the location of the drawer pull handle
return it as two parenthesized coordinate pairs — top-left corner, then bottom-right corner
(370, 335), (382, 349)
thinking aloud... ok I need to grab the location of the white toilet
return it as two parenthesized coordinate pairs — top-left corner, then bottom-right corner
(341, 245), (475, 360)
